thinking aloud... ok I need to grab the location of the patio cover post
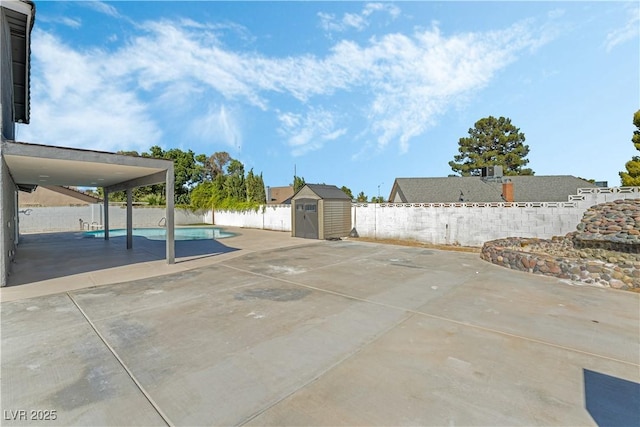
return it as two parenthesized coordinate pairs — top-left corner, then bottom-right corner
(166, 165), (175, 264)
(103, 189), (109, 240)
(126, 188), (133, 249)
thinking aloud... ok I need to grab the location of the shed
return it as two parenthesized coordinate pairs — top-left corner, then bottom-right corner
(291, 184), (351, 239)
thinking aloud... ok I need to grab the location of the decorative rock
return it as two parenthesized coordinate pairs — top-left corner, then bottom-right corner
(609, 279), (626, 289)
(480, 198), (640, 292)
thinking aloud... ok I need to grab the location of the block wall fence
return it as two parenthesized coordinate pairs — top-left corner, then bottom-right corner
(18, 206), (206, 233)
(16, 187), (640, 247)
(202, 205), (291, 232)
(210, 187), (640, 247)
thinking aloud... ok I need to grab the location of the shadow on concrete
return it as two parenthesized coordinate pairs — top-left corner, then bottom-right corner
(7, 231), (239, 286)
(584, 368), (640, 426)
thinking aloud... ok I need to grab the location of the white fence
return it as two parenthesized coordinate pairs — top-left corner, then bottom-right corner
(211, 187), (640, 247)
(17, 187), (640, 247)
(18, 206), (207, 233)
(204, 205), (290, 231)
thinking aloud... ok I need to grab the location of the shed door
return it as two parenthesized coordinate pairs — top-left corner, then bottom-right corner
(295, 199), (318, 239)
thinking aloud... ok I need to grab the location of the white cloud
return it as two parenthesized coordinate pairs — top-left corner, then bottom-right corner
(19, 31), (160, 153)
(363, 3), (401, 19)
(81, 1), (120, 18)
(278, 109), (347, 156)
(61, 17), (81, 28)
(318, 2), (401, 33)
(188, 105), (243, 150)
(37, 14), (82, 29)
(23, 14), (552, 157)
(605, 4), (639, 52)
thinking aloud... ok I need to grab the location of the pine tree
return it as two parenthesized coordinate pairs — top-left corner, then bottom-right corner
(619, 110), (640, 186)
(449, 116), (533, 176)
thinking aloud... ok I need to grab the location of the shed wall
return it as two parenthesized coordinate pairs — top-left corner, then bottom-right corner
(322, 200), (351, 239)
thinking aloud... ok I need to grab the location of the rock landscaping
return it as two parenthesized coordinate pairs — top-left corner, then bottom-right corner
(481, 199), (640, 291)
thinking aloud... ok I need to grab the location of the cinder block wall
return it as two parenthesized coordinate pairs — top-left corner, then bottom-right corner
(18, 206), (207, 233)
(352, 204), (583, 246)
(210, 205), (291, 231)
(17, 188), (640, 247)
(352, 188), (640, 246)
(211, 187), (639, 246)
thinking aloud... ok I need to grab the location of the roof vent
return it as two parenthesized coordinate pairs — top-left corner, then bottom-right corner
(481, 166), (504, 182)
(481, 166), (503, 178)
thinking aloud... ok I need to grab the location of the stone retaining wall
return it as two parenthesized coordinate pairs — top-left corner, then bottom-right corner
(574, 199), (640, 253)
(481, 237), (640, 290)
(480, 197), (640, 293)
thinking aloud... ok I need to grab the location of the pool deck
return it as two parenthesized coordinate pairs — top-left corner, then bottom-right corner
(1, 227), (319, 302)
(1, 228), (639, 426)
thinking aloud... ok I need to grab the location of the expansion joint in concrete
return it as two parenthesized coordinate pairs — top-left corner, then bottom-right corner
(222, 264), (640, 369)
(66, 292), (175, 427)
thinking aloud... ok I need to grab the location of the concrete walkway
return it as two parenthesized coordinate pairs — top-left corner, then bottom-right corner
(1, 230), (639, 426)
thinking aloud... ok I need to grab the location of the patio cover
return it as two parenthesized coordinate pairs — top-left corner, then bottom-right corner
(1, 140), (175, 264)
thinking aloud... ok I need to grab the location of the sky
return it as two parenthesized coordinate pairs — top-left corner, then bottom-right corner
(16, 1), (640, 200)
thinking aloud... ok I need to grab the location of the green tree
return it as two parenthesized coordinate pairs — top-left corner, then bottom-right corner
(98, 146), (207, 205)
(141, 146), (206, 204)
(293, 175), (306, 193)
(190, 177), (226, 210)
(255, 173), (266, 204)
(224, 159), (246, 201)
(356, 191), (367, 202)
(370, 196), (384, 203)
(202, 151), (231, 181)
(620, 110), (640, 186)
(449, 116), (533, 176)
(246, 169), (267, 204)
(340, 186), (354, 200)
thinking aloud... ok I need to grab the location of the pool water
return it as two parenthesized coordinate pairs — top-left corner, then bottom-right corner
(83, 227), (234, 241)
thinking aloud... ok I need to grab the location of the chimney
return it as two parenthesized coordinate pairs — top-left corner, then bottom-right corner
(502, 180), (514, 202)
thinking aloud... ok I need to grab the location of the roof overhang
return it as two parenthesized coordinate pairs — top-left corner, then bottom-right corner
(2, 0), (35, 124)
(2, 141), (173, 191)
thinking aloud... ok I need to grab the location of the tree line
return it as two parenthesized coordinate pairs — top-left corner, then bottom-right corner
(96, 148), (266, 209)
(98, 109), (639, 209)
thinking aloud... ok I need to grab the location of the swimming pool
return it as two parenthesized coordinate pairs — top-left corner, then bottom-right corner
(83, 227), (235, 241)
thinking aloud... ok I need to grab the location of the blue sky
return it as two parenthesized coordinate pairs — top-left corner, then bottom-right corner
(17, 1), (640, 199)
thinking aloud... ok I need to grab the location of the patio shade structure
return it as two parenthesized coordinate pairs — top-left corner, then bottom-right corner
(1, 140), (175, 267)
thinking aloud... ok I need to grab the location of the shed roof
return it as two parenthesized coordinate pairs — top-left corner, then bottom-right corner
(297, 184), (351, 200)
(390, 176), (597, 203)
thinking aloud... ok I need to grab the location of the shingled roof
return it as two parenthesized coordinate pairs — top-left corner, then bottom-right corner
(299, 184), (351, 200)
(389, 176), (598, 203)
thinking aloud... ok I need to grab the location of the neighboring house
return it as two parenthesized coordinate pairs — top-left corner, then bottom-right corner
(389, 174), (598, 203)
(266, 185), (294, 204)
(19, 185), (102, 207)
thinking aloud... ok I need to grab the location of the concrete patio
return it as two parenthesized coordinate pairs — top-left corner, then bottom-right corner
(1, 228), (639, 426)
